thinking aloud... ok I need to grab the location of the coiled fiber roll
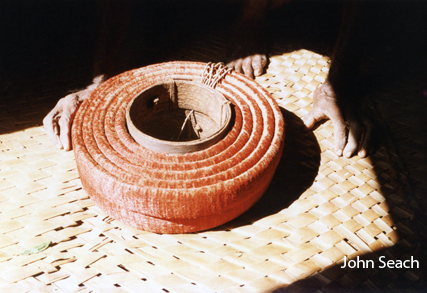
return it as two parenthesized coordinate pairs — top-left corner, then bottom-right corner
(72, 61), (285, 234)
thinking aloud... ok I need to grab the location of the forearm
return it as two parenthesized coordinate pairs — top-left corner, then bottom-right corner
(93, 0), (133, 78)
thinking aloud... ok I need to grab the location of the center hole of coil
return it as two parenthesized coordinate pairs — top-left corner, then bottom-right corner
(126, 79), (232, 153)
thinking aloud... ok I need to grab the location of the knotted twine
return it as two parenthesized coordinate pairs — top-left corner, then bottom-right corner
(72, 61), (284, 233)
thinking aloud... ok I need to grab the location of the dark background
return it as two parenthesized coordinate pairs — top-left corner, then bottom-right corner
(0, 1), (426, 291)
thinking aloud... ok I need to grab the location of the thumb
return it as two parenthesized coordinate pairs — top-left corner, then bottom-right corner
(303, 111), (319, 129)
(59, 115), (72, 151)
(254, 66), (263, 77)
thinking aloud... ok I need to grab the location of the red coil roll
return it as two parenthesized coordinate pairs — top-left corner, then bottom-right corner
(72, 61), (285, 233)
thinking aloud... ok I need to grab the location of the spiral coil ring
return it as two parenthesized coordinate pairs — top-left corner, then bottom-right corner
(72, 61), (284, 233)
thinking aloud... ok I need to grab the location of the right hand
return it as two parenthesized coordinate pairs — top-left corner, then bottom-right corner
(43, 75), (104, 151)
(303, 80), (375, 158)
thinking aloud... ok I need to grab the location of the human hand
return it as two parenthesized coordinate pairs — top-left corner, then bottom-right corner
(303, 80), (375, 158)
(227, 53), (267, 79)
(43, 75), (104, 151)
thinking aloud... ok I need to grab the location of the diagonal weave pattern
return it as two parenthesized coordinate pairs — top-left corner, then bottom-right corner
(0, 49), (425, 292)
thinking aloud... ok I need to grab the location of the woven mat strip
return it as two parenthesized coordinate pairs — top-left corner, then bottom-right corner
(0, 49), (424, 292)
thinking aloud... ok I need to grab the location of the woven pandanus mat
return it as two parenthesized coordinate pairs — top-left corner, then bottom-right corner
(0, 49), (425, 292)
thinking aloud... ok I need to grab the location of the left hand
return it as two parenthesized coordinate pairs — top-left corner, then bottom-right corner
(227, 53), (267, 79)
(43, 75), (104, 151)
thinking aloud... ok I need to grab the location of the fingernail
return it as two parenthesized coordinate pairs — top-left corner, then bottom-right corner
(358, 150), (366, 157)
(345, 152), (352, 158)
(336, 149), (343, 156)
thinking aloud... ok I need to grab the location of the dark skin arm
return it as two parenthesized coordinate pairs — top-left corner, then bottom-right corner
(44, 0), (277, 150)
(303, 0), (375, 158)
(226, 0), (293, 78)
(226, 0), (269, 79)
(43, 0), (133, 150)
(45, 0), (376, 157)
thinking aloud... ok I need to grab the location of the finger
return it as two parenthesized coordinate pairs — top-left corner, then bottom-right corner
(226, 60), (236, 70)
(303, 106), (328, 129)
(252, 55), (267, 77)
(58, 115), (72, 151)
(327, 108), (347, 157)
(343, 120), (363, 158)
(302, 111), (317, 129)
(45, 97), (65, 140)
(43, 111), (62, 148)
(261, 54), (267, 68)
(242, 58), (255, 79)
(332, 121), (347, 157)
(358, 117), (374, 158)
(58, 97), (80, 151)
(233, 59), (243, 74)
